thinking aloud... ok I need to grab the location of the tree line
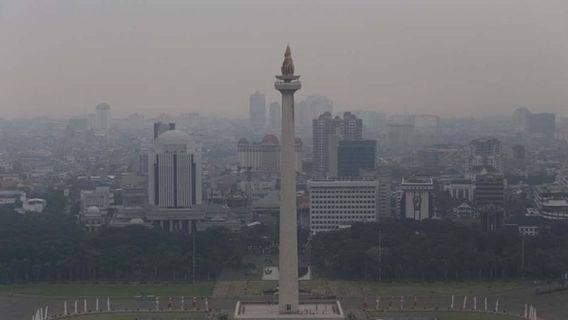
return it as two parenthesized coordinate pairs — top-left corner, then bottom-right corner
(0, 209), (247, 283)
(310, 220), (568, 281)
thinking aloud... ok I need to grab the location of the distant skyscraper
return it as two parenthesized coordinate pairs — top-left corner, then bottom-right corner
(295, 100), (311, 137)
(268, 101), (281, 130)
(465, 138), (503, 176)
(340, 112), (363, 140)
(386, 115), (414, 156)
(95, 103), (111, 132)
(249, 91), (266, 131)
(514, 107), (556, 137)
(312, 112), (363, 177)
(337, 140), (376, 178)
(148, 130), (201, 208)
(305, 94), (333, 120)
(528, 113), (555, 137)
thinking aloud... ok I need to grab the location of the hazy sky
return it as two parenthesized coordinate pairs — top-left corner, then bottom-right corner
(1, 0), (567, 119)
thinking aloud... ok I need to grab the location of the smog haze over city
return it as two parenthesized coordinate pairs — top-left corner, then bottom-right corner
(1, 1), (568, 320)
(1, 0), (568, 118)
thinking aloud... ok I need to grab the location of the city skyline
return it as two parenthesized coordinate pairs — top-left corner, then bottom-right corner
(2, 1), (568, 118)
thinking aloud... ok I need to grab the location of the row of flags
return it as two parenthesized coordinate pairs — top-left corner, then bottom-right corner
(525, 304), (538, 320)
(31, 306), (47, 320)
(155, 296), (210, 312)
(363, 295), (539, 319)
(62, 297), (111, 315)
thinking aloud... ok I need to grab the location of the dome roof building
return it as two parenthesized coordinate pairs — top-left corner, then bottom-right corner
(154, 129), (195, 153)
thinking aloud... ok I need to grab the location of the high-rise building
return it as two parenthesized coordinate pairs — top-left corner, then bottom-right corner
(312, 112), (363, 177)
(249, 91), (266, 131)
(413, 114), (440, 147)
(376, 163), (392, 220)
(400, 177), (434, 220)
(313, 112), (339, 176)
(305, 94), (333, 120)
(514, 107), (531, 134)
(237, 135), (303, 173)
(308, 179), (379, 234)
(361, 162), (393, 220)
(148, 130), (201, 208)
(386, 115), (414, 156)
(337, 140), (376, 178)
(95, 103), (111, 132)
(514, 107), (556, 137)
(474, 172), (505, 208)
(465, 138), (503, 176)
(354, 110), (386, 138)
(416, 145), (463, 175)
(268, 101), (281, 130)
(340, 112), (363, 140)
(529, 113), (556, 137)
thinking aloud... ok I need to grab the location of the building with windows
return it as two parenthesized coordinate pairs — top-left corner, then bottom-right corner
(400, 177), (434, 220)
(443, 179), (474, 202)
(474, 172), (505, 208)
(312, 112), (363, 177)
(533, 184), (568, 220)
(514, 107), (556, 137)
(148, 130), (202, 208)
(416, 144), (463, 175)
(308, 179), (378, 234)
(77, 187), (114, 231)
(466, 138), (504, 176)
(337, 140), (376, 178)
(237, 135), (303, 173)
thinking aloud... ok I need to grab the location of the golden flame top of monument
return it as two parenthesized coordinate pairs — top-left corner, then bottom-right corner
(281, 45), (295, 76)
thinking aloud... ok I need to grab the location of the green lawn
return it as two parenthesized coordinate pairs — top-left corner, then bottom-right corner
(240, 280), (524, 297)
(0, 282), (214, 298)
(330, 281), (524, 297)
(63, 312), (206, 320)
(368, 311), (520, 320)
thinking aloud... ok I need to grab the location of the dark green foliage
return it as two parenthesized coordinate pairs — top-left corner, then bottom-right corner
(0, 210), (246, 283)
(311, 220), (568, 281)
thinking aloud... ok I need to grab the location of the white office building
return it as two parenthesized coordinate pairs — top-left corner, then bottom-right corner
(148, 130), (202, 208)
(308, 179), (378, 234)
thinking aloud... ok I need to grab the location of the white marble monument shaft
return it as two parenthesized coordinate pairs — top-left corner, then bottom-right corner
(275, 78), (300, 314)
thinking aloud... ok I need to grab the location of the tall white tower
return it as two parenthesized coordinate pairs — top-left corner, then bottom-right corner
(234, 45), (344, 320)
(275, 45), (301, 314)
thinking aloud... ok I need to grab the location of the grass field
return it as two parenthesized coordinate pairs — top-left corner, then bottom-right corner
(330, 280), (524, 297)
(63, 312), (206, 320)
(238, 279), (524, 297)
(0, 282), (215, 297)
(368, 311), (520, 320)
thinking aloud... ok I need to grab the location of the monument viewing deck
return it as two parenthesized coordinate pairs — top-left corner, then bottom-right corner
(234, 300), (344, 320)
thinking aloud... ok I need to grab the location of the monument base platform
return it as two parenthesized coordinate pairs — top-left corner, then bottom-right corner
(234, 300), (344, 320)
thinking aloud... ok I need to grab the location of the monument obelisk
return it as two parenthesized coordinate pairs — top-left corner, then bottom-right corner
(275, 45), (301, 314)
(234, 46), (343, 320)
